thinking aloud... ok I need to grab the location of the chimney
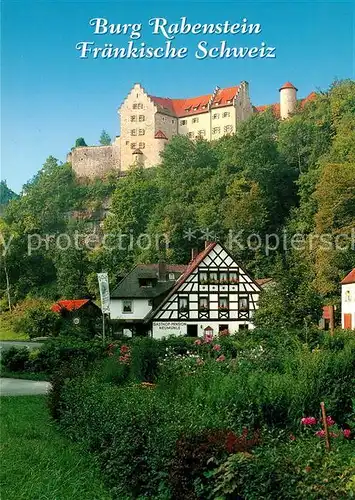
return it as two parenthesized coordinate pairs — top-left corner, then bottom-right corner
(158, 262), (166, 281)
(191, 248), (199, 260)
(279, 82), (298, 119)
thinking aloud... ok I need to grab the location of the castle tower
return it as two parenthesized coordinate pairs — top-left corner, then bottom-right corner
(279, 82), (298, 119)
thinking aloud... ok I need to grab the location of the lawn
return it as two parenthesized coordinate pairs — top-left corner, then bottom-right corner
(0, 396), (111, 500)
(0, 316), (28, 340)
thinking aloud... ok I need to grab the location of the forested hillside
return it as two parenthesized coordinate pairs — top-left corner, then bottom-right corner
(1, 80), (354, 325)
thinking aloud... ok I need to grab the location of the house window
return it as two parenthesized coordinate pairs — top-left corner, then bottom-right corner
(213, 113), (220, 119)
(131, 143), (136, 149)
(239, 296), (249, 312)
(131, 129), (137, 136)
(192, 117), (199, 123)
(125, 141), (130, 146)
(199, 296), (209, 311)
(139, 115), (145, 122)
(180, 119), (187, 125)
(133, 104), (138, 109)
(219, 272), (228, 284)
(223, 111), (231, 118)
(139, 142), (145, 149)
(199, 271), (208, 284)
(239, 324), (249, 331)
(345, 290), (351, 302)
(123, 300), (133, 313)
(212, 127), (220, 134)
(229, 271), (238, 284)
(168, 273), (175, 280)
(139, 278), (153, 287)
(178, 296), (189, 315)
(131, 115), (137, 122)
(139, 129), (145, 136)
(197, 130), (206, 137)
(224, 125), (233, 133)
(187, 132), (194, 139)
(209, 271), (218, 284)
(219, 296), (229, 310)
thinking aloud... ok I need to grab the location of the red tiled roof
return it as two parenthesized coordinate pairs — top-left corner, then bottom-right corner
(256, 278), (273, 287)
(254, 92), (316, 117)
(140, 264), (188, 273)
(155, 130), (168, 140)
(149, 86), (239, 118)
(279, 81), (298, 91)
(341, 269), (355, 285)
(51, 299), (90, 313)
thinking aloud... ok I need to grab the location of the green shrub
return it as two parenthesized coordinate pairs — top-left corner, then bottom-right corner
(15, 302), (61, 339)
(2, 347), (30, 371)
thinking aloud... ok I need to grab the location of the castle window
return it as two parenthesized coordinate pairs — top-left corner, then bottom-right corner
(180, 119), (187, 125)
(212, 127), (221, 134)
(131, 129), (137, 136)
(125, 141), (129, 145)
(224, 125), (233, 133)
(133, 103), (143, 110)
(138, 129), (145, 136)
(139, 115), (145, 122)
(223, 111), (231, 118)
(139, 142), (145, 149)
(131, 143), (136, 149)
(213, 113), (220, 119)
(131, 115), (137, 122)
(187, 132), (194, 139)
(192, 117), (199, 124)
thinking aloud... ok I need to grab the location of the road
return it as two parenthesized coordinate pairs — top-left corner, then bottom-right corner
(0, 341), (44, 351)
(0, 378), (51, 396)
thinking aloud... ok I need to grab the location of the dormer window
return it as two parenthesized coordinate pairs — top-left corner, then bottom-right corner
(168, 273), (175, 280)
(139, 278), (154, 287)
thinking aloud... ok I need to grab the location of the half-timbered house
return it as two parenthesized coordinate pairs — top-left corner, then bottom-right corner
(150, 242), (262, 338)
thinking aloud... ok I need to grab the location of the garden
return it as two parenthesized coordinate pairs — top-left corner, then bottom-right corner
(4, 328), (354, 498)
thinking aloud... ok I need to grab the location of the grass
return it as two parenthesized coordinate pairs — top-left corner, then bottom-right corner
(0, 396), (111, 499)
(0, 317), (29, 340)
(0, 370), (50, 381)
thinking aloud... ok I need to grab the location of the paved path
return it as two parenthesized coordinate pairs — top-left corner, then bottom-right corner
(0, 341), (44, 351)
(0, 378), (51, 396)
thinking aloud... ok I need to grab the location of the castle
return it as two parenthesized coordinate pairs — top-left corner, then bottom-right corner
(68, 81), (314, 179)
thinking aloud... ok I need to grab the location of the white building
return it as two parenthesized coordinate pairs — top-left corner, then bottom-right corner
(109, 263), (186, 336)
(341, 269), (355, 330)
(150, 242), (262, 338)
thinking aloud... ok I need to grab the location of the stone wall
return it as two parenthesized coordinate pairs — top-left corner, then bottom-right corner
(69, 144), (120, 179)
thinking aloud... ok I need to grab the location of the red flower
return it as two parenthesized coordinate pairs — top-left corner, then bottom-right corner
(343, 429), (351, 439)
(326, 416), (335, 426)
(301, 417), (317, 426)
(315, 430), (325, 437)
(120, 344), (130, 354)
(216, 355), (226, 362)
(289, 433), (296, 441)
(213, 344), (221, 351)
(194, 339), (202, 346)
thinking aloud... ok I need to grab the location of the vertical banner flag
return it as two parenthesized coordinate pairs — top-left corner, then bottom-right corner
(97, 273), (111, 314)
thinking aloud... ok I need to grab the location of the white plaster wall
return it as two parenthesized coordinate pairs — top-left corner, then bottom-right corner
(110, 298), (152, 320)
(341, 283), (355, 329)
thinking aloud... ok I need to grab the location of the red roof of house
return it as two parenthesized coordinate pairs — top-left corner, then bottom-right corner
(341, 269), (355, 285)
(279, 81), (298, 91)
(155, 130), (168, 140)
(149, 86), (239, 118)
(51, 299), (90, 313)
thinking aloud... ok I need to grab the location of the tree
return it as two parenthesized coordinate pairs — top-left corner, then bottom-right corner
(99, 130), (111, 146)
(75, 137), (87, 148)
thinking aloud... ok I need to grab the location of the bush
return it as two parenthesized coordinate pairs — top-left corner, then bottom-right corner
(2, 347), (29, 371)
(12, 299), (61, 338)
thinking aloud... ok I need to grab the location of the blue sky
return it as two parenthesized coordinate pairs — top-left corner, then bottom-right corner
(1, 0), (354, 193)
